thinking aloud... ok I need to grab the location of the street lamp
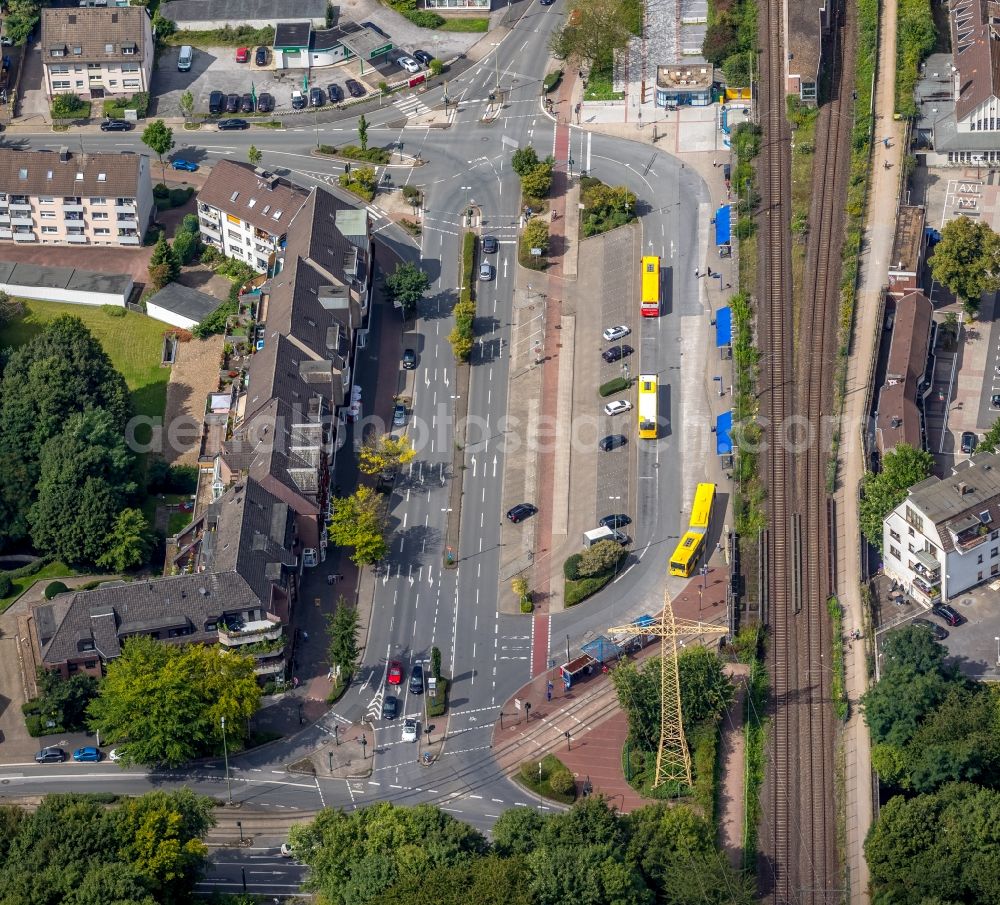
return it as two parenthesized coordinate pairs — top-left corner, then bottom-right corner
(221, 716), (232, 806)
(994, 636), (999, 666)
(333, 724), (339, 746)
(237, 820), (243, 843)
(360, 735), (368, 759)
(537, 761), (544, 811)
(564, 730), (572, 751)
(298, 702), (304, 725)
(524, 701), (532, 723)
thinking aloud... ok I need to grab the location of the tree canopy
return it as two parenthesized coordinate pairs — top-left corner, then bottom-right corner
(974, 417), (1000, 454)
(550, 0), (638, 66)
(327, 486), (388, 565)
(383, 262), (430, 315)
(928, 216), (1000, 317)
(87, 636), (261, 767)
(859, 443), (934, 550)
(358, 433), (416, 476)
(327, 596), (360, 682)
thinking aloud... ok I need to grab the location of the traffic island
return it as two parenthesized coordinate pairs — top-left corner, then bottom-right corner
(286, 724), (373, 779)
(514, 753), (577, 804)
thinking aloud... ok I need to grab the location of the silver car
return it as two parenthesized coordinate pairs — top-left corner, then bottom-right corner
(479, 262), (493, 281)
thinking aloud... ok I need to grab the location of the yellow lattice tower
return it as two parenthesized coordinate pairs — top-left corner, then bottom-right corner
(608, 588), (728, 788)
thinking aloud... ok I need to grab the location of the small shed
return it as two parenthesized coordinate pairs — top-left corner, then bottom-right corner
(145, 283), (219, 331)
(0, 262), (131, 307)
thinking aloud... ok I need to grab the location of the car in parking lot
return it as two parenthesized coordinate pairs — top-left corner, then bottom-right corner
(599, 434), (628, 451)
(482, 235), (498, 253)
(218, 119), (249, 130)
(362, 21), (389, 38)
(387, 660), (403, 685)
(209, 90), (224, 114)
(328, 83), (343, 103)
(599, 513), (631, 529)
(479, 262), (493, 281)
(413, 49), (435, 66)
(291, 90), (306, 109)
(72, 746), (101, 762)
(254, 46), (268, 66)
(235, 46), (249, 63)
(310, 87), (324, 107)
(240, 93), (254, 113)
(401, 718), (418, 742)
(382, 695), (398, 719)
(34, 746), (66, 764)
(409, 664), (424, 694)
(604, 399), (633, 416)
(402, 348), (417, 369)
(399, 56), (421, 74)
(346, 78), (366, 98)
(602, 344), (634, 363)
(992, 394), (1000, 408)
(603, 325), (631, 342)
(932, 603), (963, 626)
(171, 158), (198, 171)
(100, 119), (132, 132)
(962, 431), (978, 454)
(911, 617), (948, 641)
(392, 403), (407, 427)
(506, 503), (538, 523)
(257, 92), (274, 113)
(225, 93), (240, 113)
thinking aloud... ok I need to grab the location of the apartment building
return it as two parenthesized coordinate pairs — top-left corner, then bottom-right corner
(883, 452), (1000, 604)
(197, 161), (309, 273)
(0, 147), (152, 246)
(41, 7), (154, 100)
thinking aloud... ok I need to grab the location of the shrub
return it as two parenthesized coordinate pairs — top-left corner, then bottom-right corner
(548, 766), (575, 796)
(51, 94), (89, 119)
(563, 553), (582, 580)
(429, 59), (444, 76)
(565, 572), (615, 606)
(599, 377), (632, 397)
(339, 145), (391, 164)
(520, 598), (534, 613)
(403, 9), (445, 27)
(153, 183), (170, 199)
(100, 304), (127, 317)
(169, 187), (192, 207)
(316, 144), (338, 155)
(578, 540), (623, 576)
(25, 714), (45, 737)
(0, 574), (12, 597)
(402, 184), (422, 204)
(543, 69), (563, 93)
(44, 581), (70, 600)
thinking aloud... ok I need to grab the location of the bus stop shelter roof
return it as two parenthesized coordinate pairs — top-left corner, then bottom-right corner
(715, 306), (732, 347)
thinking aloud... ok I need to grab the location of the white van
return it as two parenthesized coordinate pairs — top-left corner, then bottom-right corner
(177, 46), (193, 72)
(582, 526), (628, 548)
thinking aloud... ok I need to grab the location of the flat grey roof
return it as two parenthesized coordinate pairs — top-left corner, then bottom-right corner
(341, 27), (390, 59)
(162, 0), (327, 22)
(147, 282), (220, 321)
(0, 262), (132, 295)
(274, 21), (311, 48)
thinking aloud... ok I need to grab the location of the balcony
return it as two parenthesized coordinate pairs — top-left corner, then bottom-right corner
(910, 550), (940, 580)
(200, 220), (222, 239)
(9, 215), (32, 227)
(9, 201), (31, 212)
(116, 216), (137, 228)
(911, 577), (941, 605)
(253, 657), (286, 677)
(0, 229), (11, 239)
(11, 231), (36, 242)
(63, 202), (83, 213)
(114, 203), (134, 215)
(218, 618), (283, 647)
(198, 205), (219, 221)
(65, 234), (88, 244)
(118, 234), (140, 246)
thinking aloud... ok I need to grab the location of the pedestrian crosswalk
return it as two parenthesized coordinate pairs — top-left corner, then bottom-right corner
(393, 94), (432, 118)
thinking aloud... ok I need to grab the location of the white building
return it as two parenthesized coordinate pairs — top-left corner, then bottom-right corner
(883, 452), (1000, 604)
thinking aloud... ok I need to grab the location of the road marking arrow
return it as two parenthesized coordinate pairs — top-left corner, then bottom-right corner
(493, 455), (498, 477)
(471, 454), (477, 476)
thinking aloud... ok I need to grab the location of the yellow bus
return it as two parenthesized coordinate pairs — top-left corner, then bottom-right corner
(637, 374), (658, 439)
(689, 483), (716, 531)
(669, 530), (707, 577)
(640, 256), (661, 317)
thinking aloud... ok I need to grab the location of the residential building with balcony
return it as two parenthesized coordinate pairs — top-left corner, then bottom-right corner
(196, 161), (309, 272)
(41, 7), (153, 100)
(0, 147), (152, 246)
(883, 452), (1000, 603)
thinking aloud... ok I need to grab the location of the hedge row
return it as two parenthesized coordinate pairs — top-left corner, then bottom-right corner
(448, 232), (478, 362)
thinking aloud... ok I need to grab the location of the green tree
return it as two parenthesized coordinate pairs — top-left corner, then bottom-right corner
(34, 669), (99, 731)
(492, 808), (545, 856)
(675, 645), (735, 725)
(327, 597), (360, 682)
(247, 144), (262, 167)
(3, 0), (39, 45)
(429, 58), (444, 77)
(550, 0), (637, 65)
(523, 218), (550, 255)
(327, 486), (388, 566)
(151, 233), (181, 282)
(929, 216), (1000, 317)
(64, 862), (157, 905)
(431, 645), (442, 678)
(87, 636), (261, 767)
(141, 120), (175, 183)
(521, 161), (554, 199)
(975, 417), (1000, 454)
(577, 539), (622, 576)
(96, 507), (152, 572)
(357, 113), (369, 151)
(859, 443), (934, 550)
(178, 90), (194, 121)
(0, 289), (24, 326)
(171, 229), (201, 266)
(511, 144), (540, 176)
(860, 665), (953, 747)
(880, 623), (950, 675)
(383, 261), (430, 315)
(610, 659), (662, 750)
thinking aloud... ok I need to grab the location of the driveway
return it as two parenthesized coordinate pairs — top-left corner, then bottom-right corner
(17, 43), (49, 125)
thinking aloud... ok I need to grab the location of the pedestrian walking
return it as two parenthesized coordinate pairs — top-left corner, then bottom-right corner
(707, 266), (713, 277)
(725, 282), (732, 289)
(694, 268), (699, 277)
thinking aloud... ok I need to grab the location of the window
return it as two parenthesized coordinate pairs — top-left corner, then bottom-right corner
(38, 196), (53, 204)
(908, 544), (915, 553)
(978, 554), (984, 564)
(52, 80), (70, 89)
(40, 211), (55, 219)
(992, 547), (998, 558)
(41, 226), (57, 234)
(890, 546), (901, 560)
(84, 661), (97, 669)
(49, 48), (65, 57)
(109, 80), (118, 87)
(121, 63), (138, 72)
(905, 506), (924, 532)
(105, 43), (115, 53)
(908, 527), (915, 537)
(90, 197), (106, 205)
(73, 47), (82, 55)
(92, 212), (109, 220)
(87, 62), (100, 70)
(981, 510), (993, 524)
(890, 529), (901, 542)
(979, 571), (984, 581)
(122, 45), (135, 55)
(50, 65), (68, 74)
(94, 227), (110, 235)
(75, 81), (84, 88)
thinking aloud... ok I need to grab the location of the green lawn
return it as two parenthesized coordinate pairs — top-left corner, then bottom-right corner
(584, 63), (624, 102)
(0, 300), (170, 421)
(438, 17), (489, 31)
(0, 562), (77, 614)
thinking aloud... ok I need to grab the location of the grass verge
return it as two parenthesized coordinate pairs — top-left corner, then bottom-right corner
(622, 718), (719, 810)
(788, 98), (819, 321)
(584, 56), (623, 101)
(742, 656), (769, 871)
(827, 597), (849, 721)
(438, 16), (489, 31)
(427, 676), (450, 718)
(563, 550), (626, 606)
(448, 232), (477, 361)
(164, 26), (275, 47)
(516, 753), (577, 804)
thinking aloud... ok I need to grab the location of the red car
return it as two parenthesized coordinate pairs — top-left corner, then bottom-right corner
(235, 47), (249, 63)
(387, 660), (403, 685)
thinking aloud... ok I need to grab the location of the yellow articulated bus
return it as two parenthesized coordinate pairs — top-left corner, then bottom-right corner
(640, 256), (661, 317)
(637, 374), (658, 439)
(669, 483), (717, 577)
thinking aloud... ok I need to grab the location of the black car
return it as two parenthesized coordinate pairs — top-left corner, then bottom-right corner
(382, 695), (398, 719)
(599, 513), (631, 529)
(345, 78), (366, 98)
(100, 118), (131, 131)
(257, 92), (274, 113)
(34, 746), (66, 764)
(362, 20), (389, 38)
(911, 617), (948, 641)
(225, 93), (240, 113)
(217, 119), (249, 130)
(599, 434), (628, 451)
(961, 431), (977, 454)
(540, 0), (555, 5)
(602, 344), (634, 363)
(309, 86), (324, 107)
(932, 603), (963, 626)
(254, 45), (268, 66)
(506, 503), (538, 523)
(209, 90), (224, 114)
(402, 348), (417, 369)
(409, 664), (424, 695)
(239, 93), (254, 113)
(482, 234), (498, 254)
(992, 394), (1000, 408)
(413, 49), (435, 66)
(291, 91), (307, 110)
(328, 83), (343, 103)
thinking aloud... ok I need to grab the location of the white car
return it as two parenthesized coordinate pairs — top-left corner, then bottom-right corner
(602, 325), (631, 342)
(399, 56), (421, 74)
(401, 718), (419, 742)
(604, 400), (633, 416)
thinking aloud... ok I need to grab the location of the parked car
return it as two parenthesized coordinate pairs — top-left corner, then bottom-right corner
(506, 503), (538, 523)
(398, 56), (421, 74)
(345, 78), (366, 98)
(257, 92), (274, 113)
(100, 118), (131, 131)
(387, 48), (408, 65)
(932, 603), (963, 626)
(911, 617), (948, 641)
(209, 90), (224, 114)
(604, 399), (633, 416)
(309, 86), (324, 107)
(482, 234), (498, 253)
(382, 695), (398, 719)
(961, 431), (978, 454)
(602, 344), (634, 363)
(402, 348), (417, 369)
(328, 83), (343, 103)
(235, 46), (249, 63)
(413, 49), (435, 66)
(409, 664), (424, 694)
(72, 746), (101, 762)
(599, 513), (631, 529)
(291, 90), (306, 110)
(225, 93), (240, 113)
(599, 434), (628, 451)
(387, 660), (403, 685)
(992, 393), (1000, 408)
(34, 746), (66, 764)
(362, 21), (389, 38)
(401, 718), (418, 742)
(239, 93), (255, 113)
(171, 159), (199, 171)
(392, 403), (407, 427)
(217, 119), (249, 130)
(540, 0), (555, 6)
(254, 45), (268, 66)
(479, 262), (493, 281)
(602, 324), (631, 342)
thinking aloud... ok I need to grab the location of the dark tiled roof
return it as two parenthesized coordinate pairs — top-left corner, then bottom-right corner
(0, 148), (144, 199)
(876, 291), (932, 453)
(274, 22), (312, 47)
(198, 161), (308, 237)
(888, 206), (927, 275)
(42, 7), (149, 62)
(786, 0), (827, 84)
(146, 283), (220, 322)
